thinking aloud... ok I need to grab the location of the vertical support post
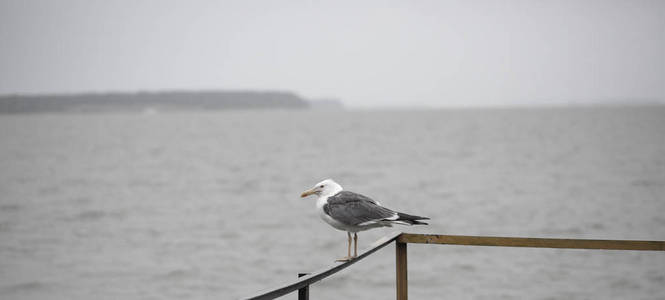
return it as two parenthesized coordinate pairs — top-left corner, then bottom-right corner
(298, 273), (309, 300)
(396, 241), (408, 300)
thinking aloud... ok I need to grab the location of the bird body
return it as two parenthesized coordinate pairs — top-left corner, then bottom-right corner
(302, 179), (429, 261)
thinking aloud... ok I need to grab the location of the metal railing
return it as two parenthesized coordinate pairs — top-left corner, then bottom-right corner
(243, 232), (664, 300)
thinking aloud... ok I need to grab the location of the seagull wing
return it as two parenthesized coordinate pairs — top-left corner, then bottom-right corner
(324, 191), (395, 226)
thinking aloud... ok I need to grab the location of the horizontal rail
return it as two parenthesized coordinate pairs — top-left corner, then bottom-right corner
(242, 231), (402, 300)
(398, 233), (665, 251)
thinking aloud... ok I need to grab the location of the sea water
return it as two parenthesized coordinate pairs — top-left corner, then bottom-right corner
(1, 107), (664, 299)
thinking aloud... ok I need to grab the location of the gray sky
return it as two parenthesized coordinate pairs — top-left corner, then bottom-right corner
(1, 0), (664, 107)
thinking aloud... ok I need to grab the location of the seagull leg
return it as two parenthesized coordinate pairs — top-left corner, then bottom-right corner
(353, 233), (358, 258)
(336, 232), (353, 262)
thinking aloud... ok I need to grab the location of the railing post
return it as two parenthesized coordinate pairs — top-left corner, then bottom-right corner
(396, 241), (408, 300)
(298, 273), (309, 300)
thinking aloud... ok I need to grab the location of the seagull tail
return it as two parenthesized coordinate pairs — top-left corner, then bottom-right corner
(395, 212), (430, 225)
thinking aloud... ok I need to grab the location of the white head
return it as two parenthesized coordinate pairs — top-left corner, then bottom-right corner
(300, 179), (343, 198)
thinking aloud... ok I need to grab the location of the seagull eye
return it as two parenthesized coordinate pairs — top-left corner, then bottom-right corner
(319, 185), (324, 188)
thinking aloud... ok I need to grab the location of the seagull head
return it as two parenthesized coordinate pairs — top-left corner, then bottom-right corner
(301, 179), (343, 198)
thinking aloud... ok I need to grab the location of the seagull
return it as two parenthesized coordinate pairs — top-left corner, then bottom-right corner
(301, 179), (429, 261)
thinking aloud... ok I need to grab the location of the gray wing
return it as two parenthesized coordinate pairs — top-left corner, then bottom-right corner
(324, 191), (395, 226)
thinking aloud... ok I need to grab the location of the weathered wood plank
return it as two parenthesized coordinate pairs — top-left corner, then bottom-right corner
(398, 234), (665, 251)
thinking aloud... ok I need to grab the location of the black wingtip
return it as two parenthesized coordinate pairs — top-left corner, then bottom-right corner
(396, 212), (430, 225)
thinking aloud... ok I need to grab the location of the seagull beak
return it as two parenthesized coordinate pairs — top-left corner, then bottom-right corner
(301, 188), (316, 198)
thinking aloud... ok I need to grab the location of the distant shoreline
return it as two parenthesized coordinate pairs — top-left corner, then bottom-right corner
(0, 90), (344, 114)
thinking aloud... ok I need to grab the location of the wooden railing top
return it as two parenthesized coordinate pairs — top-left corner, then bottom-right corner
(242, 231), (402, 300)
(398, 233), (665, 251)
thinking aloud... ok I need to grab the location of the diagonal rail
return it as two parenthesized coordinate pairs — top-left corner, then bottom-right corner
(242, 231), (402, 300)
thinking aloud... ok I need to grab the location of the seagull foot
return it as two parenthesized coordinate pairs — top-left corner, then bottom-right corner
(335, 256), (353, 262)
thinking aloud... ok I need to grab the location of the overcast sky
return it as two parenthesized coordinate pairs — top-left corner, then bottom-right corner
(1, 0), (664, 107)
